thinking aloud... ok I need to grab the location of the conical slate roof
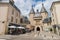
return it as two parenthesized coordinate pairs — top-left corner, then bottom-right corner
(30, 7), (35, 14)
(40, 4), (47, 13)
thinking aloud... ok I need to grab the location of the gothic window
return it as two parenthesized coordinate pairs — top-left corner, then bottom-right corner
(12, 9), (14, 15)
(11, 17), (13, 22)
(53, 19), (54, 22)
(16, 13), (18, 17)
(52, 13), (54, 17)
(20, 18), (23, 23)
(16, 19), (18, 23)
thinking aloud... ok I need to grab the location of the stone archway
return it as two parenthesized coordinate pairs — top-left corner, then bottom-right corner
(34, 26), (42, 34)
(36, 27), (40, 35)
(36, 27), (40, 31)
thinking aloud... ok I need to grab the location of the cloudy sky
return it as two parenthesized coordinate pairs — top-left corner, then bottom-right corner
(14, 0), (59, 17)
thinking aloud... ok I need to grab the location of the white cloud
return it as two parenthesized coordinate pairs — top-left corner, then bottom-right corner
(44, 0), (60, 16)
(34, 0), (60, 17)
(14, 0), (16, 1)
(14, 0), (60, 17)
(14, 0), (33, 16)
(34, 3), (42, 12)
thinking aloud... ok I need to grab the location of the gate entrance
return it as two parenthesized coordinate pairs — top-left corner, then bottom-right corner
(36, 27), (40, 35)
(36, 27), (40, 31)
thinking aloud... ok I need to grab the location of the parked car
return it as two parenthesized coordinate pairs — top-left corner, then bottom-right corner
(8, 26), (16, 35)
(17, 27), (26, 34)
(8, 26), (26, 35)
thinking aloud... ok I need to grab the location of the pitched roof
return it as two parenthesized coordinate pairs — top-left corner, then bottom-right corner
(50, 1), (60, 10)
(30, 7), (35, 14)
(40, 3), (47, 13)
(0, 0), (20, 12)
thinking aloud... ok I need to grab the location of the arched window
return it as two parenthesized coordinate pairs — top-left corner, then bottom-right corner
(11, 17), (13, 22)
(16, 19), (18, 23)
(12, 10), (14, 15)
(20, 18), (23, 23)
(36, 27), (40, 31)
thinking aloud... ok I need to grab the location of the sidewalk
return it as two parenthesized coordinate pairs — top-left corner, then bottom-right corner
(0, 39), (6, 40)
(0, 35), (18, 40)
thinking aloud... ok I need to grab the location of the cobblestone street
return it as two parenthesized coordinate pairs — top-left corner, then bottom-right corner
(0, 32), (60, 40)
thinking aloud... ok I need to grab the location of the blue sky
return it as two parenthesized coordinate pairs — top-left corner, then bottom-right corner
(33, 0), (45, 2)
(14, 0), (59, 17)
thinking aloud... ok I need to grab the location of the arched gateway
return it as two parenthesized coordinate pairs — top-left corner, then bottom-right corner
(36, 27), (40, 31)
(35, 27), (41, 35)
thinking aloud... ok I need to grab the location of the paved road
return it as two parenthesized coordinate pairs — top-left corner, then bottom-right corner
(0, 32), (60, 40)
(8, 35), (60, 40)
(8, 33), (60, 40)
(8, 34), (44, 40)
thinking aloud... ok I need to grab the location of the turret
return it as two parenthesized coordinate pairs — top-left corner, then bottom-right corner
(40, 3), (48, 19)
(30, 7), (35, 14)
(40, 3), (47, 13)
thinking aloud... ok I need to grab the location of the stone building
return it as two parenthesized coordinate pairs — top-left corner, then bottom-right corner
(50, 1), (60, 35)
(0, 0), (21, 34)
(29, 4), (52, 33)
(20, 16), (30, 27)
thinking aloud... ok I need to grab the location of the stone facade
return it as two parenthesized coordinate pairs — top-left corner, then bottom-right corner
(0, 0), (21, 35)
(20, 16), (30, 28)
(29, 4), (52, 33)
(50, 1), (60, 35)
